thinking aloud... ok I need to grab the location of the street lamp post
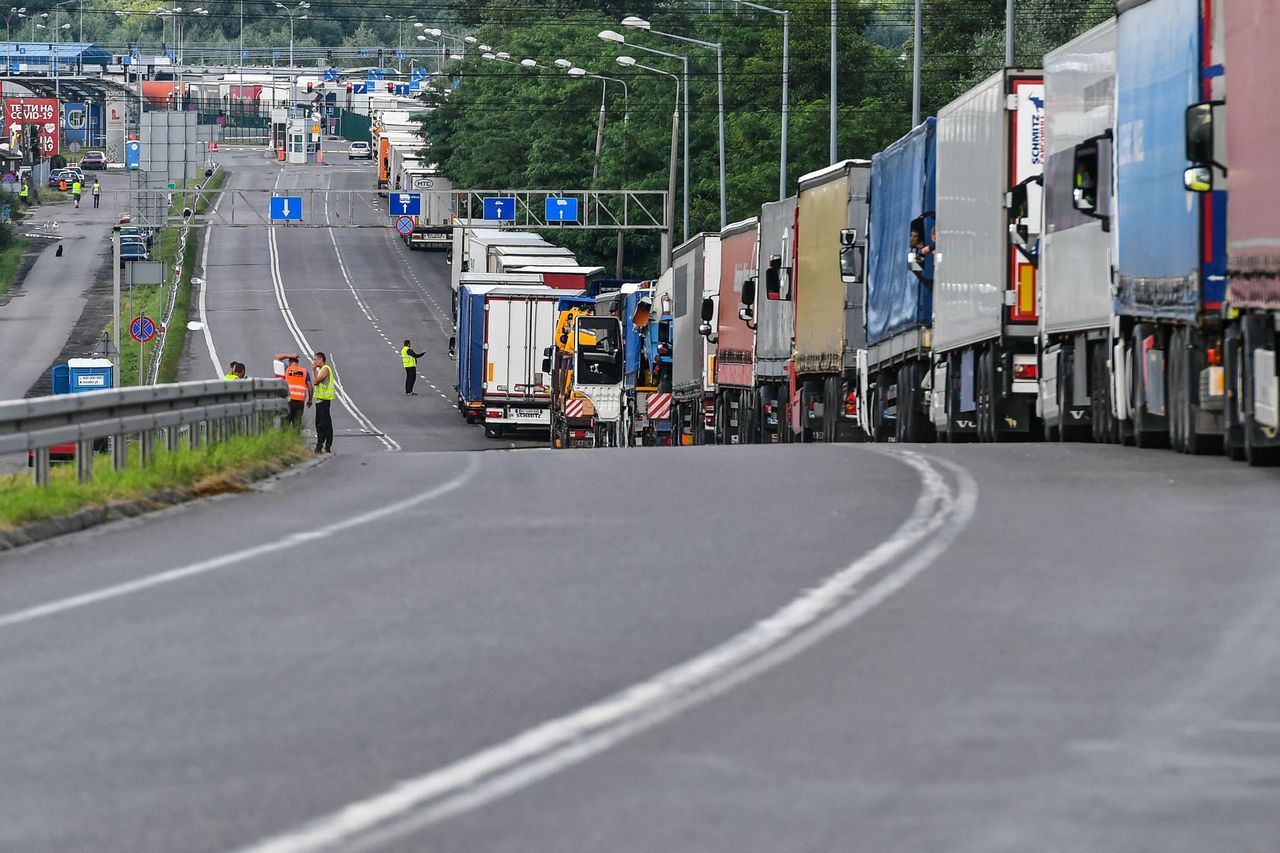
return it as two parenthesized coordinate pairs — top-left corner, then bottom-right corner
(274, 1), (309, 68)
(29, 11), (45, 42)
(4, 7), (25, 71)
(618, 55), (678, 268)
(621, 16), (725, 229)
(565, 61), (630, 276)
(725, 0), (788, 200)
(599, 29), (689, 241)
(384, 14), (416, 73)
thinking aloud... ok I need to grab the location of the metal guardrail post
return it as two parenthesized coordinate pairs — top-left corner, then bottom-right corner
(32, 447), (50, 486)
(189, 421), (202, 450)
(165, 426), (181, 452)
(140, 430), (154, 467)
(76, 439), (94, 483)
(113, 434), (128, 471)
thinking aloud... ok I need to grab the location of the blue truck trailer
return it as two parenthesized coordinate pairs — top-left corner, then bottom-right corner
(1109, 0), (1227, 451)
(861, 118), (937, 442)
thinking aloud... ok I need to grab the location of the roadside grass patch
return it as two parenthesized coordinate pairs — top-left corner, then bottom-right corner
(0, 429), (311, 530)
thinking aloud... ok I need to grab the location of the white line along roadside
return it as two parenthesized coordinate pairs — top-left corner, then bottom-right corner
(0, 455), (480, 631)
(199, 175), (230, 376)
(237, 449), (978, 853)
(267, 171), (398, 451)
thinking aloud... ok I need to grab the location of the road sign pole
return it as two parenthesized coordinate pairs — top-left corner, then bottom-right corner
(111, 228), (120, 389)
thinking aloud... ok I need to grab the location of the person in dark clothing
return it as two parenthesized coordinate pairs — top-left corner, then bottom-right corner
(401, 339), (425, 395)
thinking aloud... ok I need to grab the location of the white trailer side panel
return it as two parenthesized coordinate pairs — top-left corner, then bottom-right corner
(756, 197), (797, 379)
(1041, 19), (1117, 335)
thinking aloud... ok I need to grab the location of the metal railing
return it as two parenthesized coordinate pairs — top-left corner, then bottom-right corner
(0, 379), (289, 486)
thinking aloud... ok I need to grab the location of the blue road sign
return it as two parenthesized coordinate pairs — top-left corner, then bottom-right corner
(395, 215), (415, 236)
(368, 68), (384, 80)
(351, 82), (368, 94)
(395, 51), (406, 60)
(130, 315), (156, 343)
(358, 49), (370, 57)
(323, 68), (338, 81)
(545, 197), (579, 223)
(394, 83), (410, 96)
(389, 193), (421, 217)
(270, 196), (303, 221)
(483, 196), (516, 222)
(271, 50), (281, 60)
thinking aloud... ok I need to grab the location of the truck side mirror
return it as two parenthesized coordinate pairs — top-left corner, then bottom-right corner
(839, 228), (858, 247)
(1184, 165), (1213, 193)
(1071, 140), (1101, 216)
(700, 296), (715, 323)
(1185, 101), (1214, 164)
(765, 257), (783, 300)
(1006, 175), (1042, 266)
(840, 245), (864, 284)
(741, 276), (756, 307)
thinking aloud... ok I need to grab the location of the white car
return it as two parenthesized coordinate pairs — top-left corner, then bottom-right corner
(348, 141), (372, 160)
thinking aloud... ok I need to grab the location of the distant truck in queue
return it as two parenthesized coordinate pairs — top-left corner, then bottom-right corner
(672, 233), (720, 445)
(397, 171), (454, 251)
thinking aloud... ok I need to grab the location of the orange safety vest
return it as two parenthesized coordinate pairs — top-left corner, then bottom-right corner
(284, 365), (309, 401)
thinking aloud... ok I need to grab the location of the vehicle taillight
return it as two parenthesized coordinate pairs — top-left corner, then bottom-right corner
(1207, 345), (1222, 366)
(1013, 363), (1038, 381)
(844, 391), (858, 417)
(486, 410), (501, 419)
(571, 430), (588, 439)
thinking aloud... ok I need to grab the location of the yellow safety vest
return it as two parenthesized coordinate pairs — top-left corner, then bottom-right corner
(224, 372), (238, 380)
(314, 364), (335, 401)
(18, 184), (28, 198)
(400, 346), (416, 368)
(72, 181), (81, 194)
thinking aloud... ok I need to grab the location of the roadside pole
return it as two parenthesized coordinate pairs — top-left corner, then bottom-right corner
(111, 228), (120, 388)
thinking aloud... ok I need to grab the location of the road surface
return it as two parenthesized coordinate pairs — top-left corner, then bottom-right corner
(0, 442), (1278, 852)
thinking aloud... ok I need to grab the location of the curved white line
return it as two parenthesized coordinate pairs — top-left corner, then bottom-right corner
(0, 455), (480, 632)
(237, 449), (977, 853)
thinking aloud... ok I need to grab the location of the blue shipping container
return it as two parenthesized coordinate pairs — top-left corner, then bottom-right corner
(1115, 0), (1223, 321)
(866, 118), (937, 347)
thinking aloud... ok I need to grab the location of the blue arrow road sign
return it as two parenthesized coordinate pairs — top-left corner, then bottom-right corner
(483, 197), (516, 222)
(352, 82), (369, 94)
(388, 193), (421, 217)
(394, 83), (410, 96)
(323, 68), (338, 81)
(545, 197), (579, 223)
(270, 196), (303, 221)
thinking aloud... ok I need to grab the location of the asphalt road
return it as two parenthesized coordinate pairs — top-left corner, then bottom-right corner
(184, 145), (535, 452)
(1, 441), (1279, 852)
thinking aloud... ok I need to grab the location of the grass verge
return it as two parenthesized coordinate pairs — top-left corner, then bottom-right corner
(0, 429), (311, 531)
(0, 236), (27, 299)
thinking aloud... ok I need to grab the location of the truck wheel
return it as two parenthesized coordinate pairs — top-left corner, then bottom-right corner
(976, 350), (993, 443)
(1242, 315), (1280, 467)
(1090, 341), (1115, 445)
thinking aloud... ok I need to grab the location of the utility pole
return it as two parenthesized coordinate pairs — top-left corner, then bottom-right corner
(912, 0), (922, 126)
(1005, 0), (1015, 66)
(829, 0), (837, 163)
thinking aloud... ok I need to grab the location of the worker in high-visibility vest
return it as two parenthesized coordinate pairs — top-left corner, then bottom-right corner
(401, 339), (424, 395)
(71, 179), (81, 208)
(312, 352), (335, 453)
(18, 180), (29, 205)
(282, 356), (312, 426)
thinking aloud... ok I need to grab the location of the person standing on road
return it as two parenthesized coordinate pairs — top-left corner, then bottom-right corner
(18, 179), (29, 207)
(312, 352), (335, 453)
(72, 179), (81, 208)
(224, 361), (240, 381)
(282, 356), (312, 426)
(92, 179), (101, 209)
(401, 339), (424, 395)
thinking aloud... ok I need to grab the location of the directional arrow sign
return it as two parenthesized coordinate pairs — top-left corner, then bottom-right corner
(482, 196), (516, 222)
(545, 197), (579, 223)
(270, 196), (303, 221)
(389, 193), (421, 217)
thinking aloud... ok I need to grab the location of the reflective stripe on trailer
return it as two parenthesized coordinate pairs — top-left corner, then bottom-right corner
(647, 393), (673, 421)
(565, 398), (587, 418)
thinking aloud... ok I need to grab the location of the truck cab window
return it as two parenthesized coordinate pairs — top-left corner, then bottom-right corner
(765, 255), (791, 301)
(908, 215), (935, 288)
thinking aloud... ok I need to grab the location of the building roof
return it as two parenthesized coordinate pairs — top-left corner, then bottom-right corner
(0, 42), (112, 65)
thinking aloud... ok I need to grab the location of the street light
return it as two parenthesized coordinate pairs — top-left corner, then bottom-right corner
(3, 6), (25, 41)
(566, 64), (629, 182)
(28, 10), (44, 42)
(621, 15), (725, 228)
(274, 1), (309, 68)
(599, 28), (689, 241)
(383, 13), (416, 72)
(617, 54), (679, 268)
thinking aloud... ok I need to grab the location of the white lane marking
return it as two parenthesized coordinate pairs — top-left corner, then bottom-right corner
(0, 455), (480, 632)
(265, 172), (398, 451)
(238, 450), (977, 853)
(199, 180), (230, 376)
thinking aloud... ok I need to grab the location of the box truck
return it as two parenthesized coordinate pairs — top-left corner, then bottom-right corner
(671, 233), (720, 445)
(712, 217), (760, 444)
(754, 197), (797, 441)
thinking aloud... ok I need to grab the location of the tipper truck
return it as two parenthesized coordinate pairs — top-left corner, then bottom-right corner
(754, 197), (797, 441)
(713, 217), (760, 444)
(1037, 19), (1118, 443)
(793, 159), (871, 442)
(671, 233), (720, 445)
(1109, 0), (1226, 452)
(929, 68), (1045, 443)
(1199, 0), (1280, 464)
(862, 119), (937, 442)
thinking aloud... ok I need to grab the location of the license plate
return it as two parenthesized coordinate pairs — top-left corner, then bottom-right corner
(513, 408), (543, 420)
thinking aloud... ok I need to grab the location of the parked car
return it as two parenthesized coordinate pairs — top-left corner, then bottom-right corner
(61, 166), (84, 184)
(119, 226), (154, 247)
(47, 169), (68, 188)
(79, 151), (106, 170)
(348, 141), (372, 160)
(119, 240), (149, 264)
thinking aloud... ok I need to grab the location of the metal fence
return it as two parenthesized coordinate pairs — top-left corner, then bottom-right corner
(0, 379), (288, 486)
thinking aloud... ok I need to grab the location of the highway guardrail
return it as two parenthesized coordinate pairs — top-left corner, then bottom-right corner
(0, 379), (289, 486)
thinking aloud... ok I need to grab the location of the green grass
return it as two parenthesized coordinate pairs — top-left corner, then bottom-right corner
(0, 429), (311, 530)
(0, 237), (27, 299)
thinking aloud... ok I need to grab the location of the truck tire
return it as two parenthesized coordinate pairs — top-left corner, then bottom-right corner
(1090, 341), (1115, 445)
(976, 349), (996, 443)
(1242, 314), (1280, 466)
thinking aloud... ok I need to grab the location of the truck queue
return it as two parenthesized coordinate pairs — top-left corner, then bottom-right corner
(428, 0), (1280, 464)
